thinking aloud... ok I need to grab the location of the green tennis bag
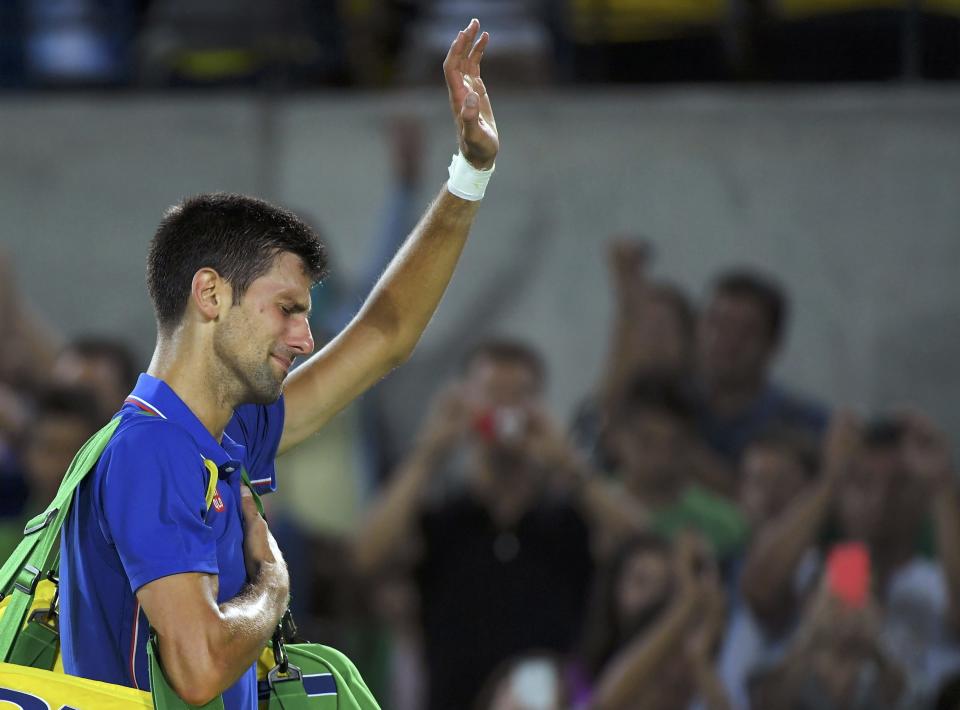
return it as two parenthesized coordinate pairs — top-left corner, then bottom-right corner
(0, 416), (380, 709)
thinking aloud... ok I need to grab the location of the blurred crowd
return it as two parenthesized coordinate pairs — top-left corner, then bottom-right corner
(2, 0), (960, 89)
(2, 123), (960, 710)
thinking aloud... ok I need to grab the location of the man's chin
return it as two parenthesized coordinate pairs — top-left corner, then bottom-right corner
(243, 378), (285, 405)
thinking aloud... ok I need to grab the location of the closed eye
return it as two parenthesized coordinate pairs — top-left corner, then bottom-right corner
(280, 302), (310, 317)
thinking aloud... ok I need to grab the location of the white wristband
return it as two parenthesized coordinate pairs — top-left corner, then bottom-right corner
(446, 152), (495, 201)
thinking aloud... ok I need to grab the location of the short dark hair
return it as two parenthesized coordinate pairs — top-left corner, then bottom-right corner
(713, 269), (788, 346)
(147, 193), (328, 332)
(462, 338), (547, 391)
(612, 375), (695, 430)
(747, 426), (820, 479)
(63, 336), (140, 391)
(33, 385), (102, 432)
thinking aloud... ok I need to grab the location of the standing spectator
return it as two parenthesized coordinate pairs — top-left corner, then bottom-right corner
(717, 427), (820, 707)
(608, 375), (748, 564)
(750, 583), (918, 710)
(693, 269), (828, 467)
(572, 532), (732, 710)
(571, 239), (695, 471)
(574, 532), (676, 701)
(736, 428), (818, 537)
(739, 410), (960, 706)
(354, 339), (643, 710)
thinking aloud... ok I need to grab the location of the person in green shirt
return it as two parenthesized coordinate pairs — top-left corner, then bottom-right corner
(608, 375), (748, 561)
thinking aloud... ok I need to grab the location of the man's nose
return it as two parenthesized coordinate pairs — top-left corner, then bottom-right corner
(288, 317), (315, 356)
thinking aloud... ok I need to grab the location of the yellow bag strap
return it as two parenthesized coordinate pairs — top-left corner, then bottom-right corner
(202, 459), (219, 511)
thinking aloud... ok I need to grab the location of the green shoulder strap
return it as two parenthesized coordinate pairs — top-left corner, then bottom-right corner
(0, 416), (123, 660)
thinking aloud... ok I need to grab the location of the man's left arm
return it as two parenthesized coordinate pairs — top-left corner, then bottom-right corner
(279, 19), (497, 455)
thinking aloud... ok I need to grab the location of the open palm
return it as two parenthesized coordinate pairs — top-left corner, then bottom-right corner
(443, 19), (499, 170)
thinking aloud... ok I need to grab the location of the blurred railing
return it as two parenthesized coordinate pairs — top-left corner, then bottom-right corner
(0, 0), (957, 89)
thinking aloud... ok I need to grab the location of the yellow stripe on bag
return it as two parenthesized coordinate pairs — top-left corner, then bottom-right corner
(203, 458), (219, 511)
(0, 661), (152, 708)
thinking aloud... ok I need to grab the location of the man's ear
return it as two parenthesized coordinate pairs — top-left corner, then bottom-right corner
(190, 268), (229, 323)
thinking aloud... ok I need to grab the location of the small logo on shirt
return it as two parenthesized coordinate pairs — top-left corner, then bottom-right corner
(212, 493), (225, 512)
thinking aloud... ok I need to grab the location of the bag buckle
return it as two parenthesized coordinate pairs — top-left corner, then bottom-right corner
(23, 508), (58, 535)
(272, 629), (289, 674)
(279, 608), (298, 643)
(267, 661), (302, 687)
(13, 564), (42, 595)
(28, 606), (59, 629)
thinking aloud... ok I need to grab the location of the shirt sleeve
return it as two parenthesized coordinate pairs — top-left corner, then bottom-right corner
(97, 419), (218, 593)
(225, 397), (285, 495)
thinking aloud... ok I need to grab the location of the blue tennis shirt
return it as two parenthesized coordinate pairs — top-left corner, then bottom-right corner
(60, 373), (285, 708)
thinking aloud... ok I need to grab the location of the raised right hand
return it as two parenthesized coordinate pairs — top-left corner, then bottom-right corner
(443, 19), (498, 170)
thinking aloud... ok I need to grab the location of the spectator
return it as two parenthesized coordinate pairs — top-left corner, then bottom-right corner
(353, 338), (643, 710)
(0, 385), (101, 559)
(0, 256), (132, 519)
(479, 654), (568, 710)
(572, 532), (732, 710)
(717, 427), (820, 707)
(50, 336), (139, 422)
(692, 269), (828, 467)
(608, 375), (748, 563)
(571, 239), (695, 471)
(749, 583), (916, 710)
(736, 427), (819, 535)
(739, 410), (960, 706)
(364, 559), (425, 710)
(574, 533), (675, 699)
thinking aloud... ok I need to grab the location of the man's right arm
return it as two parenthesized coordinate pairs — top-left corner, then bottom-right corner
(101, 422), (288, 705)
(136, 486), (288, 706)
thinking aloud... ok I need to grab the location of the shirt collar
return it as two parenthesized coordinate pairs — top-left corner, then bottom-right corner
(125, 373), (243, 477)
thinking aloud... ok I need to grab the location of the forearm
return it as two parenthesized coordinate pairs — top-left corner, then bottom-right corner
(592, 593), (697, 710)
(155, 564), (288, 705)
(355, 188), (479, 362)
(932, 479), (960, 632)
(279, 189), (482, 453)
(353, 448), (436, 575)
(741, 479), (832, 622)
(214, 564), (289, 675)
(600, 311), (644, 408)
(578, 475), (650, 543)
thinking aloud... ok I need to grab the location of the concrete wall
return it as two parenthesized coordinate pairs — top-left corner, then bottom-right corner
(2, 88), (959, 453)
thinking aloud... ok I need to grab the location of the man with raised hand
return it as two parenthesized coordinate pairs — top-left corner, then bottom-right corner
(58, 19), (498, 708)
